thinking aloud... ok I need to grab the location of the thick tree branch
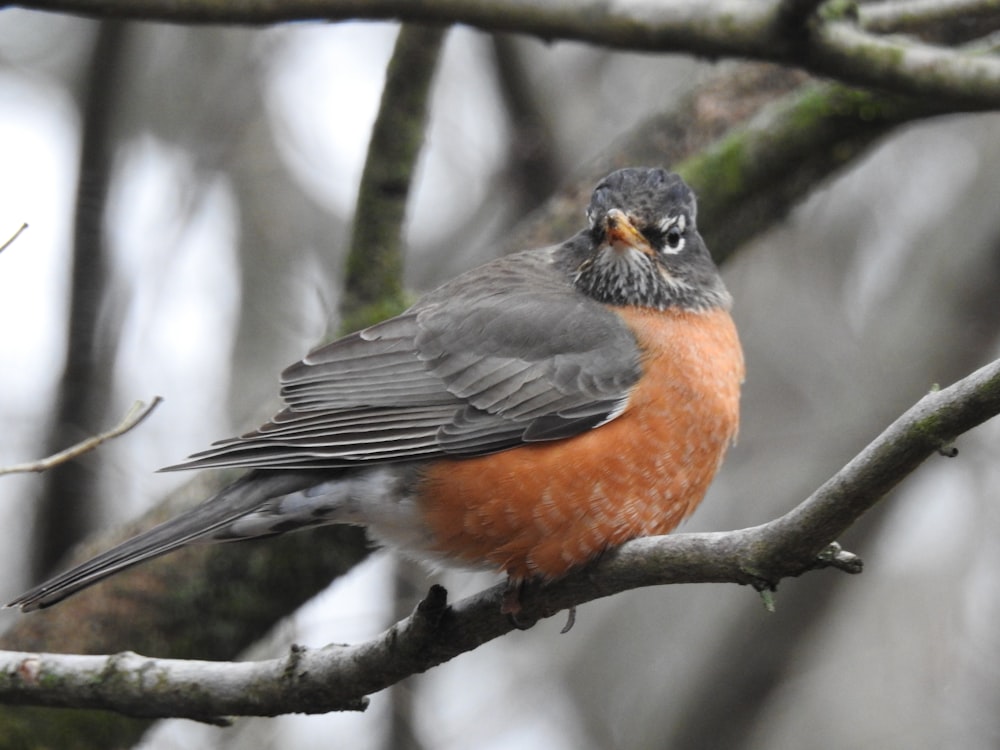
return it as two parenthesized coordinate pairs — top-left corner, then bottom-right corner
(677, 81), (938, 259)
(13, 0), (1000, 106)
(2, 355), (998, 719)
(809, 19), (1000, 102)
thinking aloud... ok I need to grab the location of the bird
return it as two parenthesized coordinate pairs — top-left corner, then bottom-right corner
(8, 167), (744, 614)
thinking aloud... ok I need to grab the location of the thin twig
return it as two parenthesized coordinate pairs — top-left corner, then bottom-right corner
(0, 398), (163, 477)
(0, 223), (28, 256)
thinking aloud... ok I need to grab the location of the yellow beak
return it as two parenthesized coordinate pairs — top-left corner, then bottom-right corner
(604, 209), (653, 256)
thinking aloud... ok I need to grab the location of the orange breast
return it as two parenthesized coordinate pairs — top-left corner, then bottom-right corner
(417, 306), (744, 581)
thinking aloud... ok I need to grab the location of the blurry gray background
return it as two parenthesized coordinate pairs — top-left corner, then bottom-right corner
(1, 9), (999, 750)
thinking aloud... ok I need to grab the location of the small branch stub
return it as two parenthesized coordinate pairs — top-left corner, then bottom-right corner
(937, 442), (959, 457)
(816, 541), (864, 574)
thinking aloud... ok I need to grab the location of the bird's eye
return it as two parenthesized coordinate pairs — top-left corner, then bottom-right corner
(666, 225), (683, 249)
(657, 214), (687, 254)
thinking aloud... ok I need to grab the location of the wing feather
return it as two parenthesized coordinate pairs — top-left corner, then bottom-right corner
(164, 247), (644, 473)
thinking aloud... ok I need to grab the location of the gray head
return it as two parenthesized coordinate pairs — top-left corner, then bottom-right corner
(570, 168), (731, 311)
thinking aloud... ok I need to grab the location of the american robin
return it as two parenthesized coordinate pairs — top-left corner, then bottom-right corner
(8, 167), (743, 614)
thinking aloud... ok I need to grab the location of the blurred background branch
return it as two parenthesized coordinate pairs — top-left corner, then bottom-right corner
(32, 19), (128, 580)
(341, 24), (444, 334)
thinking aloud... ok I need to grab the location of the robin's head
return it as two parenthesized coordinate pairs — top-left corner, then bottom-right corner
(571, 167), (731, 311)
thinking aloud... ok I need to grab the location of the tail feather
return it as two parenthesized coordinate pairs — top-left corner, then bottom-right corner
(6, 471), (323, 612)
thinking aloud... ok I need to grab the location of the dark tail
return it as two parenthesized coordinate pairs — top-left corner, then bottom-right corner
(6, 471), (322, 612)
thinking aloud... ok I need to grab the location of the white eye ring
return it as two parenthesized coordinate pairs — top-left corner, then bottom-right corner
(659, 214), (687, 254)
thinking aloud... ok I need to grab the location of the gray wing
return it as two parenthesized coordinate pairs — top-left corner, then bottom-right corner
(166, 249), (643, 472)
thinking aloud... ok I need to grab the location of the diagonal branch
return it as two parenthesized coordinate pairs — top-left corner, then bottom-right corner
(0, 223), (28, 256)
(2, 355), (999, 720)
(15, 0), (1000, 106)
(0, 398), (162, 477)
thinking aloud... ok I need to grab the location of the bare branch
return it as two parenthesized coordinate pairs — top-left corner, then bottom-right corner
(13, 0), (1000, 106)
(0, 223), (28, 256)
(7, 0), (778, 47)
(809, 19), (1000, 103)
(757, 357), (1000, 568)
(0, 398), (162, 477)
(341, 24), (445, 333)
(2, 355), (999, 719)
(860, 0), (1000, 35)
(0, 646), (367, 723)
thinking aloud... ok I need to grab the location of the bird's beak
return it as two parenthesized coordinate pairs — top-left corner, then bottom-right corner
(604, 209), (653, 256)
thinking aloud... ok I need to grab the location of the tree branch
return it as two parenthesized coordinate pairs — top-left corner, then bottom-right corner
(512, 73), (952, 266)
(809, 19), (1000, 103)
(677, 81), (940, 260)
(860, 0), (1000, 35)
(0, 399), (162, 477)
(340, 24), (445, 333)
(0, 223), (28, 257)
(14, 0), (1000, 106)
(2, 355), (998, 719)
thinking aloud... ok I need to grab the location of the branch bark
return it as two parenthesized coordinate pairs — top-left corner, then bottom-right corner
(3, 354), (999, 719)
(14, 0), (1000, 106)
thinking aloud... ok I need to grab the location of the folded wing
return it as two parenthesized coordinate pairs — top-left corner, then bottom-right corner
(166, 250), (643, 472)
